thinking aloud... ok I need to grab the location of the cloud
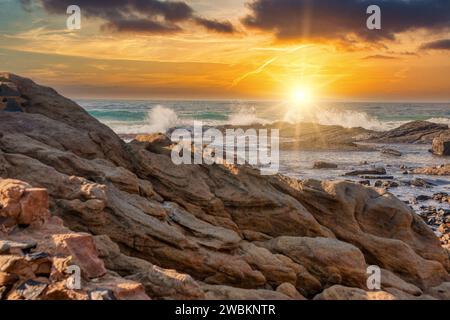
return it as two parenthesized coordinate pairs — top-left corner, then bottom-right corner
(362, 54), (399, 60)
(194, 17), (236, 34)
(20, 0), (235, 34)
(242, 0), (450, 42)
(420, 39), (450, 50)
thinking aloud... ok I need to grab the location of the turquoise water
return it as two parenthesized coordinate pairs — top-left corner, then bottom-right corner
(78, 100), (450, 134)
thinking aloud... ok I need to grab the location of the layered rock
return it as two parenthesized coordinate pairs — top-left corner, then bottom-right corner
(414, 164), (450, 176)
(0, 179), (149, 300)
(368, 121), (449, 144)
(432, 132), (450, 156)
(0, 73), (449, 300)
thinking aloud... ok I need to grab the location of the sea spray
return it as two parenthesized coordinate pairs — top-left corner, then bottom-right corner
(146, 105), (179, 133)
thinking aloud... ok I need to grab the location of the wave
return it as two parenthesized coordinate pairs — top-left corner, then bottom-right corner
(227, 109), (269, 126)
(426, 117), (450, 127)
(99, 105), (179, 134)
(282, 108), (450, 131)
(91, 103), (450, 135)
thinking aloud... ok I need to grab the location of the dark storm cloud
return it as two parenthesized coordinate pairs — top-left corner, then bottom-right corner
(420, 39), (450, 50)
(194, 17), (236, 34)
(20, 0), (235, 34)
(242, 0), (450, 42)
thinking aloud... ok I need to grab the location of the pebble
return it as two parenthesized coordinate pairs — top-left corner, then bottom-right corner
(88, 289), (116, 300)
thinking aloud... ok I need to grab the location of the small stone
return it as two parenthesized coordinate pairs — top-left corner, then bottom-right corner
(345, 167), (386, 176)
(0, 240), (37, 254)
(25, 252), (49, 262)
(359, 175), (394, 180)
(416, 195), (431, 202)
(381, 148), (402, 157)
(88, 289), (116, 300)
(313, 161), (338, 169)
(410, 178), (436, 188)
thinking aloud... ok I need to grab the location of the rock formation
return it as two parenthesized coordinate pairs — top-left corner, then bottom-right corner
(368, 121), (449, 144)
(0, 179), (149, 300)
(414, 165), (450, 176)
(432, 132), (450, 156)
(0, 73), (449, 300)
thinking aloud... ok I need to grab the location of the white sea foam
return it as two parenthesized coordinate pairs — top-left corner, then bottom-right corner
(282, 108), (399, 131)
(227, 109), (269, 126)
(100, 105), (179, 134)
(426, 117), (450, 127)
(146, 105), (179, 133)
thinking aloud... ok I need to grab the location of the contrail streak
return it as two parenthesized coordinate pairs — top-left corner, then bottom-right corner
(230, 45), (310, 88)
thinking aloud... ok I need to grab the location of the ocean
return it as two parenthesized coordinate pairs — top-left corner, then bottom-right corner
(78, 99), (450, 215)
(78, 100), (450, 134)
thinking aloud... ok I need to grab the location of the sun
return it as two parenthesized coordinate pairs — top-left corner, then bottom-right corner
(289, 87), (314, 106)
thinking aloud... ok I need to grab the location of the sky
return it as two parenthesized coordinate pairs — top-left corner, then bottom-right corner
(0, 0), (449, 101)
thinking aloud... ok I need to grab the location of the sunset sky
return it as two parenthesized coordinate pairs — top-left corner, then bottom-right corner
(0, 0), (449, 101)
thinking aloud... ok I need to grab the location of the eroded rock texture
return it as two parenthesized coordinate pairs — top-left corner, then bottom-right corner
(0, 73), (449, 300)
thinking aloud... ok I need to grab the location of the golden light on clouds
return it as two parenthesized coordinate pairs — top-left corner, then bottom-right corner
(0, 0), (449, 100)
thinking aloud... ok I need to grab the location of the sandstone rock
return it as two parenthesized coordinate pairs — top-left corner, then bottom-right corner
(414, 164), (450, 176)
(0, 176), (150, 301)
(381, 148), (402, 157)
(374, 180), (399, 189)
(9, 279), (48, 300)
(93, 235), (205, 300)
(369, 121), (449, 144)
(276, 283), (306, 300)
(88, 289), (116, 300)
(202, 284), (292, 300)
(427, 282), (450, 300)
(0, 179), (49, 226)
(271, 179), (450, 289)
(0, 272), (18, 286)
(344, 167), (386, 176)
(313, 161), (338, 169)
(261, 236), (368, 288)
(55, 234), (107, 279)
(380, 268), (422, 296)
(314, 285), (396, 300)
(432, 132), (450, 156)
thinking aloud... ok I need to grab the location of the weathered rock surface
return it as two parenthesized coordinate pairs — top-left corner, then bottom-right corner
(0, 73), (449, 300)
(368, 121), (449, 144)
(0, 179), (149, 300)
(313, 161), (338, 169)
(414, 164), (450, 176)
(432, 132), (450, 156)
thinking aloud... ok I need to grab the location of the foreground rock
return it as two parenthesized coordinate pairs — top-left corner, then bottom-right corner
(0, 73), (449, 300)
(0, 179), (149, 300)
(432, 132), (450, 156)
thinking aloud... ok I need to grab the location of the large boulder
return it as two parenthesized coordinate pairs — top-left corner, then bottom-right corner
(432, 132), (450, 156)
(369, 121), (449, 144)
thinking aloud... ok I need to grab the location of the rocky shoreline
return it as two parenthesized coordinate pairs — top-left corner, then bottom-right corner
(0, 73), (449, 300)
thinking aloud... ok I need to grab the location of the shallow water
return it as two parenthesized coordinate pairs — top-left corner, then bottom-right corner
(279, 143), (450, 213)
